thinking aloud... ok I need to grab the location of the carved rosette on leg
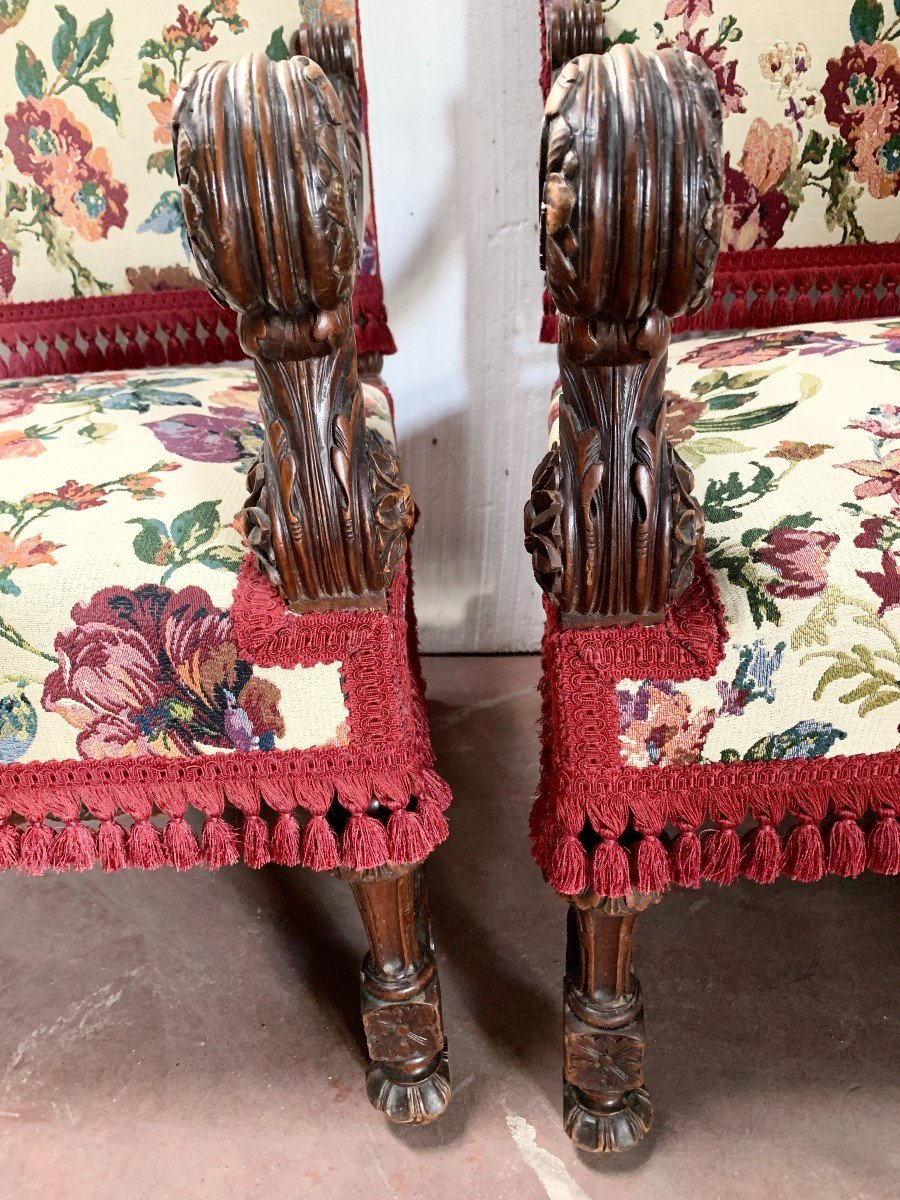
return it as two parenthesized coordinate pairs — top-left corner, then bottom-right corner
(563, 891), (661, 1152)
(173, 52), (413, 614)
(525, 44), (723, 626)
(341, 864), (451, 1123)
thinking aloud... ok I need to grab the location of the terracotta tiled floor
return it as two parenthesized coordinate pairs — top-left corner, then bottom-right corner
(0, 656), (896, 1199)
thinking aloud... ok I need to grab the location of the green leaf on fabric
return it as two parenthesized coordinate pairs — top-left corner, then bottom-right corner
(5, 181), (27, 213)
(128, 517), (173, 566)
(138, 60), (168, 98)
(80, 76), (119, 125)
(51, 5), (77, 71)
(171, 501), (220, 554)
(14, 42), (46, 97)
(146, 149), (175, 177)
(705, 391), (759, 411)
(198, 545), (244, 573)
(849, 0), (884, 43)
(266, 26), (291, 60)
(69, 10), (113, 78)
(696, 401), (798, 432)
(743, 721), (846, 761)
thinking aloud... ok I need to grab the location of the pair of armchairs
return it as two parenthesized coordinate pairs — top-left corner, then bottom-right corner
(0, 0), (896, 1155)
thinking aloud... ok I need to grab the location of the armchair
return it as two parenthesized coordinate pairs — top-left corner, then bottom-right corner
(527, 0), (899, 1153)
(0, 4), (451, 1126)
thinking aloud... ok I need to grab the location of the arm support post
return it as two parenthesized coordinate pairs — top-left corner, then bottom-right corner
(173, 49), (412, 614)
(526, 45), (724, 626)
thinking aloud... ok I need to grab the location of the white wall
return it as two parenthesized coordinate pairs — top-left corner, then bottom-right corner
(361, 0), (557, 652)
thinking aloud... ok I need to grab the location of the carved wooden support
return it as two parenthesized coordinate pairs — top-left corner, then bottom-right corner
(546, 0), (604, 78)
(563, 890), (661, 1152)
(526, 44), (724, 626)
(337, 862), (451, 1124)
(173, 52), (412, 613)
(295, 18), (365, 253)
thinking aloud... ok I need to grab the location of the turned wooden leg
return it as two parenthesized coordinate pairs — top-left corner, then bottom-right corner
(563, 892), (661, 1152)
(342, 862), (450, 1124)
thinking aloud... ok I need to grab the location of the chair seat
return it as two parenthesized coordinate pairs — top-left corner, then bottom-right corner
(0, 364), (449, 875)
(535, 316), (900, 897)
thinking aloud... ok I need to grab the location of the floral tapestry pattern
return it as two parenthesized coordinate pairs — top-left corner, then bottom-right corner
(0, 1), (382, 303)
(613, 316), (900, 767)
(604, 0), (899, 248)
(0, 363), (394, 764)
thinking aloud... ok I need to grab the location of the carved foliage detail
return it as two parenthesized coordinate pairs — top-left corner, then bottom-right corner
(174, 50), (412, 612)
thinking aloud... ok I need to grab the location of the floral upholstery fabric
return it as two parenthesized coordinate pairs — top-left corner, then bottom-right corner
(0, 363), (394, 765)
(593, 1), (899, 250)
(0, 361), (451, 876)
(536, 316), (900, 895)
(0, 0), (380, 303)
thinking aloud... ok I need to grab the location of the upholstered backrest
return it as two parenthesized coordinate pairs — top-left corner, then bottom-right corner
(0, 0), (394, 377)
(539, 0), (899, 333)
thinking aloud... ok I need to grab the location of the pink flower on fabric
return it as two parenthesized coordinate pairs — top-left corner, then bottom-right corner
(755, 527), (839, 599)
(42, 584), (284, 759)
(838, 447), (900, 502)
(618, 680), (714, 768)
(849, 404), (900, 440)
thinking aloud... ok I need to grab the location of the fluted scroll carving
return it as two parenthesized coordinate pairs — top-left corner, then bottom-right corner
(526, 43), (723, 627)
(546, 1), (604, 76)
(173, 51), (412, 612)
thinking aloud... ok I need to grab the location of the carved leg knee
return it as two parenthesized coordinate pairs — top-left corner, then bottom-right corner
(346, 864), (450, 1124)
(562, 894), (659, 1152)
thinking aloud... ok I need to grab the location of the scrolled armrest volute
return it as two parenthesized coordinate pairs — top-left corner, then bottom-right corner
(173, 52), (412, 613)
(528, 43), (724, 627)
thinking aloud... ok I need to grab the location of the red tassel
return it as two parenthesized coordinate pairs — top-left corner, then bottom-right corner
(387, 810), (433, 865)
(867, 816), (900, 875)
(271, 813), (301, 866)
(634, 834), (670, 893)
(741, 823), (783, 884)
(547, 834), (587, 895)
(701, 826), (741, 885)
(827, 818), (866, 878)
(416, 798), (449, 845)
(241, 813), (271, 869)
(419, 769), (452, 811)
(20, 822), (53, 875)
(669, 829), (701, 888)
(98, 820), (127, 871)
(299, 814), (340, 871)
(128, 819), (165, 869)
(50, 822), (97, 872)
(591, 838), (631, 898)
(163, 817), (200, 871)
(341, 813), (390, 871)
(783, 822), (824, 883)
(200, 816), (240, 869)
(0, 821), (20, 870)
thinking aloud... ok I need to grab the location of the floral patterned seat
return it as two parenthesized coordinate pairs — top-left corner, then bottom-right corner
(0, 364), (451, 875)
(538, 315), (900, 899)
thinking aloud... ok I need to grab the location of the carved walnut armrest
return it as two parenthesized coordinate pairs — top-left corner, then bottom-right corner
(172, 50), (412, 613)
(525, 44), (724, 627)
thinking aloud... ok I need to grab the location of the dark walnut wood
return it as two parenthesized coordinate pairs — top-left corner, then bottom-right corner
(525, 44), (724, 626)
(546, 0), (604, 77)
(563, 890), (661, 1152)
(173, 51), (412, 613)
(336, 863), (451, 1123)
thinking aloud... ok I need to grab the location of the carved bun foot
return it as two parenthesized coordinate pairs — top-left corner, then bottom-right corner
(366, 1043), (451, 1124)
(563, 1081), (652, 1153)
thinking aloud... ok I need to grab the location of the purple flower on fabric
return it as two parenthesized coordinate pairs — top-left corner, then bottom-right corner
(42, 583), (284, 759)
(145, 404), (262, 469)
